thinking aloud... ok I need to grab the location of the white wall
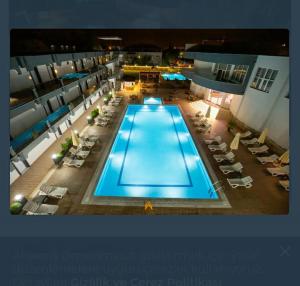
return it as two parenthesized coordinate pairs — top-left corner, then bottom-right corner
(37, 65), (53, 83)
(10, 106), (47, 137)
(233, 56), (289, 148)
(63, 86), (80, 104)
(194, 60), (214, 74)
(230, 94), (243, 116)
(190, 81), (210, 98)
(53, 61), (74, 77)
(10, 69), (34, 93)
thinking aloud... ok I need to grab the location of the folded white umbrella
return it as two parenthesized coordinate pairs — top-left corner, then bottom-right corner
(230, 132), (240, 151)
(257, 128), (268, 144)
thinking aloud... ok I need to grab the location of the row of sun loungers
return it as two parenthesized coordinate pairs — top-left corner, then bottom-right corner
(206, 130), (289, 191)
(188, 111), (211, 133)
(62, 136), (99, 168)
(23, 183), (69, 215)
(205, 136), (252, 189)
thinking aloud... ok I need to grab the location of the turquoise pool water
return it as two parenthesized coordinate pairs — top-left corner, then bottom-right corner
(94, 105), (217, 199)
(143, 97), (162, 105)
(161, 73), (187, 81)
(61, 72), (88, 79)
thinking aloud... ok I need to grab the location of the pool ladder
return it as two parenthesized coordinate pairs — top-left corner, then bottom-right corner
(209, 181), (224, 197)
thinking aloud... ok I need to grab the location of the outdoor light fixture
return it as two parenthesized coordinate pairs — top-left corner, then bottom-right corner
(28, 75), (32, 80)
(97, 37), (122, 41)
(74, 130), (78, 134)
(87, 116), (91, 120)
(14, 194), (24, 202)
(55, 69), (58, 74)
(52, 154), (58, 159)
(71, 66), (74, 69)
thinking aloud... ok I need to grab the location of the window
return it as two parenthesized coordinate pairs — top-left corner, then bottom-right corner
(231, 65), (249, 84)
(250, 67), (278, 93)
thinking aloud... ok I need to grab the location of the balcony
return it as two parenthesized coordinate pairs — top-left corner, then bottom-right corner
(182, 68), (247, 95)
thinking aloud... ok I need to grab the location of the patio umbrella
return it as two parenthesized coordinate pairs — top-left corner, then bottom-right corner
(279, 150), (289, 164)
(71, 130), (79, 147)
(205, 106), (211, 118)
(257, 128), (268, 144)
(230, 132), (241, 151)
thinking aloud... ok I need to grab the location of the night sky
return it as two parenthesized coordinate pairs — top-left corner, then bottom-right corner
(10, 29), (289, 56)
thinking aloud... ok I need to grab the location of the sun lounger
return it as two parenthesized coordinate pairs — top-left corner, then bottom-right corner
(63, 157), (85, 168)
(196, 125), (211, 133)
(267, 165), (289, 176)
(256, 154), (279, 164)
(84, 134), (100, 142)
(193, 119), (208, 127)
(79, 139), (95, 148)
(23, 201), (58, 215)
(227, 176), (253, 189)
(208, 142), (227, 152)
(241, 137), (258, 146)
(240, 131), (252, 138)
(39, 183), (68, 199)
(213, 151), (235, 163)
(219, 162), (243, 174)
(248, 145), (269, 154)
(279, 180), (289, 191)
(205, 136), (222, 145)
(69, 147), (90, 159)
(96, 121), (108, 127)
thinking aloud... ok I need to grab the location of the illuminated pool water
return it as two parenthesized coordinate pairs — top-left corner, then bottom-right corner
(143, 97), (162, 105)
(61, 72), (88, 79)
(161, 73), (187, 80)
(94, 104), (217, 199)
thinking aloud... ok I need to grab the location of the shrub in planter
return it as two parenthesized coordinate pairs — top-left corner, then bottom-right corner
(91, 109), (99, 119)
(227, 120), (236, 132)
(10, 202), (23, 215)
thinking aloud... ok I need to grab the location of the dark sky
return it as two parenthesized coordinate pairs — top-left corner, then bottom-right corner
(10, 29), (289, 55)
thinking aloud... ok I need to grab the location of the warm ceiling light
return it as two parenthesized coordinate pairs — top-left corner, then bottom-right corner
(98, 37), (122, 40)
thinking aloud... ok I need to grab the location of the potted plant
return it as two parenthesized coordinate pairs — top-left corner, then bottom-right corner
(227, 120), (235, 132)
(91, 109), (99, 119)
(10, 202), (23, 215)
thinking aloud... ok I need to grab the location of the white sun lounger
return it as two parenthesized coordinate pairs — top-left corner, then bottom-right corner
(80, 139), (95, 148)
(96, 120), (108, 127)
(205, 136), (222, 145)
(208, 142), (227, 152)
(248, 145), (269, 154)
(241, 137), (258, 146)
(63, 157), (85, 168)
(279, 180), (289, 191)
(23, 201), (58, 215)
(193, 119), (208, 127)
(69, 147), (90, 159)
(213, 151), (235, 163)
(196, 125), (211, 133)
(240, 131), (252, 138)
(256, 154), (279, 164)
(84, 134), (100, 142)
(267, 165), (289, 176)
(39, 183), (68, 199)
(227, 176), (253, 189)
(248, 144), (269, 155)
(219, 162), (243, 174)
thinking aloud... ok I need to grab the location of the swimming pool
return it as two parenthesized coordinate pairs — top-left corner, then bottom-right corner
(161, 73), (187, 81)
(94, 104), (218, 200)
(143, 97), (163, 105)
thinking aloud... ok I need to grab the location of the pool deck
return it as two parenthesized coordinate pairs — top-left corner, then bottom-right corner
(10, 88), (289, 215)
